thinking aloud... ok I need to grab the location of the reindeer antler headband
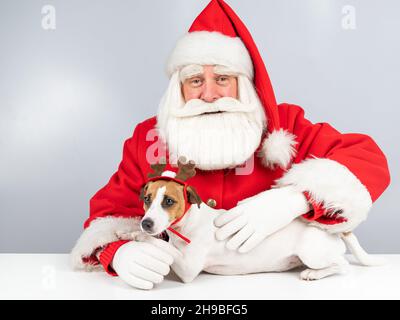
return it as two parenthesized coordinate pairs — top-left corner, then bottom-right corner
(143, 156), (199, 245)
(147, 156), (196, 183)
(147, 158), (167, 178)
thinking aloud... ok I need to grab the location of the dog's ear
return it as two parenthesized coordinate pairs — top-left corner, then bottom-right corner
(186, 186), (202, 208)
(139, 183), (150, 200)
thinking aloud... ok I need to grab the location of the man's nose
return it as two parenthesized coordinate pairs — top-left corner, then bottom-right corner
(200, 81), (220, 103)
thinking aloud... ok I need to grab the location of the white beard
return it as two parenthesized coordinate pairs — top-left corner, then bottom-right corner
(157, 72), (267, 170)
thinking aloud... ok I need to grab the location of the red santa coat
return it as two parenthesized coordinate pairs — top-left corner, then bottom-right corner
(69, 0), (391, 273)
(70, 102), (390, 271)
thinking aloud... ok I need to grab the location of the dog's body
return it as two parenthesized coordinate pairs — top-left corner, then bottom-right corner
(138, 159), (383, 283)
(165, 202), (350, 282)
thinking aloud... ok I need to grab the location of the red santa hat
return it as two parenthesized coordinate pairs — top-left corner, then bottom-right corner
(166, 0), (297, 169)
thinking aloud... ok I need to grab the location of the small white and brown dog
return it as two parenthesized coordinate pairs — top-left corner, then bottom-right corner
(132, 157), (383, 283)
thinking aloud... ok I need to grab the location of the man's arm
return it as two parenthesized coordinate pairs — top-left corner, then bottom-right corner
(274, 103), (391, 233)
(215, 103), (390, 253)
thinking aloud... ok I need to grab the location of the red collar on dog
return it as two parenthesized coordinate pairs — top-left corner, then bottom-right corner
(145, 176), (192, 244)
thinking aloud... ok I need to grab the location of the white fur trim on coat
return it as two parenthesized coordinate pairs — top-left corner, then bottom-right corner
(70, 216), (141, 271)
(274, 158), (372, 233)
(258, 129), (297, 169)
(167, 31), (253, 79)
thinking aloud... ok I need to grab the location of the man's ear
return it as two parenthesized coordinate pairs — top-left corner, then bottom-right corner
(186, 185), (202, 208)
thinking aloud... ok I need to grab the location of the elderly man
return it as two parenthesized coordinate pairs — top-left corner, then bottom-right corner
(71, 0), (390, 290)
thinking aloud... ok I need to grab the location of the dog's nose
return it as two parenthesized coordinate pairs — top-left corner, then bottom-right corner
(141, 218), (154, 232)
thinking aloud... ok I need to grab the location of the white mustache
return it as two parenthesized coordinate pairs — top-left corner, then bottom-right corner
(170, 97), (256, 118)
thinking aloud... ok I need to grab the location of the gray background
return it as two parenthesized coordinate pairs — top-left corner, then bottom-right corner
(0, 0), (398, 253)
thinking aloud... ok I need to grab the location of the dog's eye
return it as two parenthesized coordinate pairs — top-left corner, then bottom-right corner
(143, 195), (151, 204)
(164, 198), (175, 206)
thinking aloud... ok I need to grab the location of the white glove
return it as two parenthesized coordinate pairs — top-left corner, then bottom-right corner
(214, 186), (310, 253)
(112, 236), (182, 290)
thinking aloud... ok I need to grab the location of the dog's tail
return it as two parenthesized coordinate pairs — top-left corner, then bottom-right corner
(340, 232), (386, 266)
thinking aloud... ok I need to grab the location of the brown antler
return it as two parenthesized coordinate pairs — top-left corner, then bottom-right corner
(175, 156), (196, 181)
(147, 157), (167, 178)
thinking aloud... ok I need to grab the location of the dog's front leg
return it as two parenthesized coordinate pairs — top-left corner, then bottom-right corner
(171, 247), (207, 283)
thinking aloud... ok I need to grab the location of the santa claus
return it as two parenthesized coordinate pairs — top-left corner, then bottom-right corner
(71, 0), (390, 289)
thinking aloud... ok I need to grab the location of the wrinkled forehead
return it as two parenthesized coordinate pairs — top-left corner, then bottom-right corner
(145, 180), (185, 199)
(179, 64), (238, 82)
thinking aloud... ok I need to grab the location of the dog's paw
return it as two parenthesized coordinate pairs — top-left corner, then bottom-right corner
(135, 232), (152, 242)
(115, 230), (141, 241)
(300, 269), (323, 281)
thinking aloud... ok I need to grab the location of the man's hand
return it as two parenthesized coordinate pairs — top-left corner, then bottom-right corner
(112, 236), (182, 290)
(213, 186), (310, 253)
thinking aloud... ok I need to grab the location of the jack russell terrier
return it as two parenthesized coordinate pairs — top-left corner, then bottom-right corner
(130, 157), (383, 283)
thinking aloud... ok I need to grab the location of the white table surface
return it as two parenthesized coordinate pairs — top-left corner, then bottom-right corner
(0, 254), (399, 300)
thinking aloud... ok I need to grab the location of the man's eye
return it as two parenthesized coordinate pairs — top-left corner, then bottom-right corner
(217, 76), (229, 83)
(189, 78), (202, 87)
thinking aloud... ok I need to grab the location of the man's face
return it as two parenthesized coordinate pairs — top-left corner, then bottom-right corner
(157, 64), (266, 170)
(181, 65), (238, 103)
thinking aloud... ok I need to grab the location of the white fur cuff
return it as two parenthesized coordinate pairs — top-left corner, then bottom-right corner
(274, 158), (372, 233)
(70, 216), (141, 271)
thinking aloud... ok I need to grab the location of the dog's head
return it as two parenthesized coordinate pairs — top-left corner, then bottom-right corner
(139, 157), (202, 236)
